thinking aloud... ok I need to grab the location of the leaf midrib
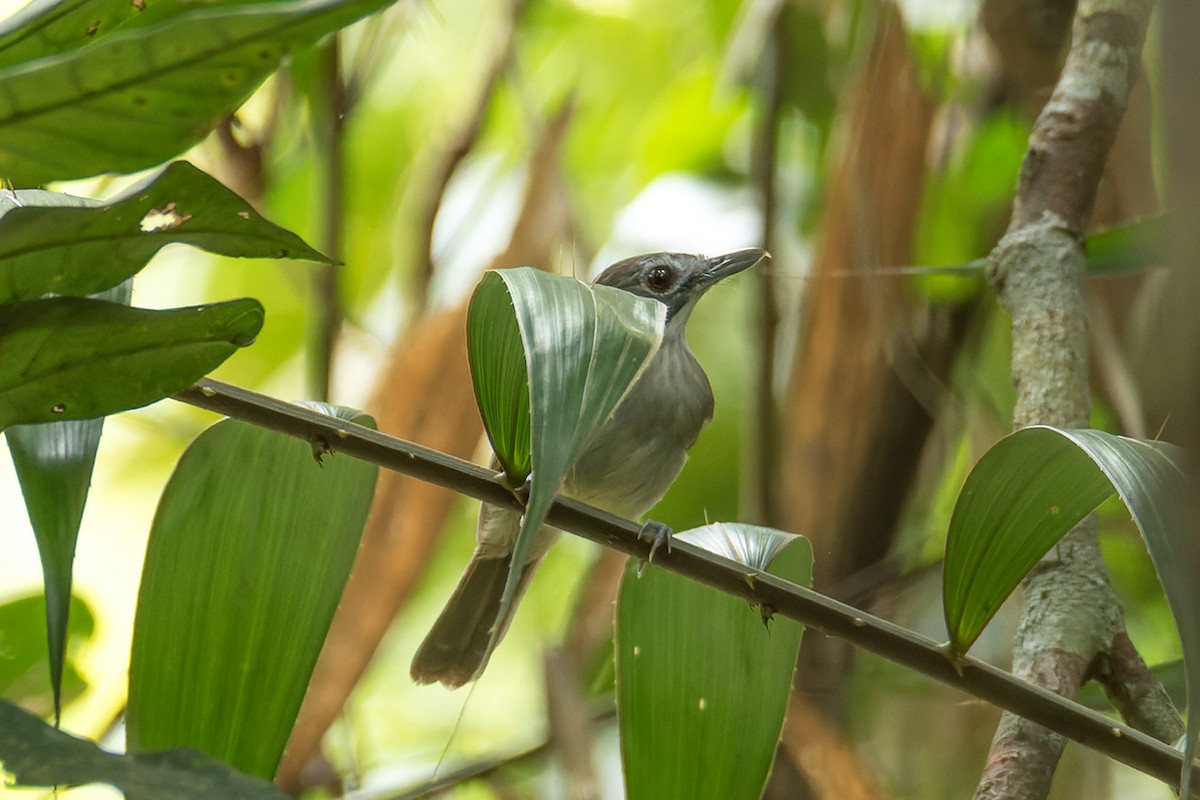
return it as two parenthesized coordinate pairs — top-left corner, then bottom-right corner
(0, 0), (375, 129)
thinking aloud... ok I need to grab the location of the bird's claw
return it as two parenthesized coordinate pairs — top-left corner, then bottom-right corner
(512, 477), (532, 506)
(636, 520), (673, 576)
(497, 471), (532, 506)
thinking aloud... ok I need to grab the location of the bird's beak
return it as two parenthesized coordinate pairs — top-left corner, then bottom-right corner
(701, 248), (769, 286)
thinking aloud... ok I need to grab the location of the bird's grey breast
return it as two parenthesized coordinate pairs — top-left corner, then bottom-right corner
(562, 337), (713, 519)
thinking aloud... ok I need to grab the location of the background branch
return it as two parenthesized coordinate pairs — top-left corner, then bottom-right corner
(309, 35), (348, 402)
(978, 1), (1176, 797)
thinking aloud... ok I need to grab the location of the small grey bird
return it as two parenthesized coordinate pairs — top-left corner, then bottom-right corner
(411, 248), (766, 688)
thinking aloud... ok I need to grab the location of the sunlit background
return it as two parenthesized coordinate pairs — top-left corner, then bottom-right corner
(0, 0), (1181, 797)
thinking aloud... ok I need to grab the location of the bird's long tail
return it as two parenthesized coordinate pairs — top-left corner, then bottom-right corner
(410, 553), (538, 688)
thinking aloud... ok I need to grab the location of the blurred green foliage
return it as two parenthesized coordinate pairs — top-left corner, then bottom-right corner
(0, 0), (1186, 797)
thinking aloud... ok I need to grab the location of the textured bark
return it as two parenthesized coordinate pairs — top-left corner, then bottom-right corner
(1094, 632), (1186, 743)
(982, 0), (1159, 437)
(975, 1), (1161, 797)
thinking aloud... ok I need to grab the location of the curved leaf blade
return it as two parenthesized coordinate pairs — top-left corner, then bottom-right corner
(0, 0), (395, 185)
(466, 267), (666, 633)
(617, 524), (811, 800)
(942, 426), (1197, 791)
(0, 161), (333, 303)
(943, 427), (1187, 654)
(126, 408), (378, 778)
(943, 428), (1114, 654)
(466, 271), (531, 483)
(0, 296), (263, 430)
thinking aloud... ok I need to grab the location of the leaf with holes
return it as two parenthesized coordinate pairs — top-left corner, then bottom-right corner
(5, 281), (130, 720)
(0, 0), (398, 185)
(0, 296), (263, 431)
(0, 0), (147, 69)
(0, 161), (332, 304)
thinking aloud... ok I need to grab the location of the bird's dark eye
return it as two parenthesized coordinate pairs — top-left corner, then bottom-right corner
(646, 265), (673, 292)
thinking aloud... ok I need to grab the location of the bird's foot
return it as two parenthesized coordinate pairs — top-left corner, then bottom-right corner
(636, 520), (673, 576)
(512, 476), (532, 506)
(496, 471), (532, 507)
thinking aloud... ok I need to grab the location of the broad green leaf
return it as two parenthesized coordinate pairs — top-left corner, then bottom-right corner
(0, 161), (333, 303)
(0, 0), (397, 186)
(466, 268), (666, 637)
(5, 281), (128, 720)
(617, 524), (811, 800)
(0, 296), (263, 431)
(1086, 215), (1167, 276)
(942, 426), (1197, 791)
(942, 427), (1187, 654)
(0, 594), (92, 715)
(0, 0), (146, 69)
(126, 406), (378, 779)
(0, 699), (288, 799)
(466, 272), (532, 484)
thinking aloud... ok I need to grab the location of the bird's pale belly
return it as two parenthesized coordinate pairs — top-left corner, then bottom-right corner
(562, 428), (690, 520)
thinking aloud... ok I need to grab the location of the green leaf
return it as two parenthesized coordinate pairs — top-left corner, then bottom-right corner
(126, 407), (378, 779)
(0, 0), (146, 69)
(0, 699), (289, 799)
(465, 268), (665, 635)
(1085, 215), (1167, 276)
(0, 0), (397, 186)
(616, 524), (811, 800)
(913, 112), (1028, 301)
(0, 161), (334, 304)
(466, 272), (532, 484)
(0, 296), (263, 431)
(941, 426), (1198, 792)
(5, 282), (128, 719)
(0, 594), (92, 715)
(942, 427), (1187, 653)
(7, 420), (100, 719)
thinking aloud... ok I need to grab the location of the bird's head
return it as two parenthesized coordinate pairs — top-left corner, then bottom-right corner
(593, 248), (767, 328)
